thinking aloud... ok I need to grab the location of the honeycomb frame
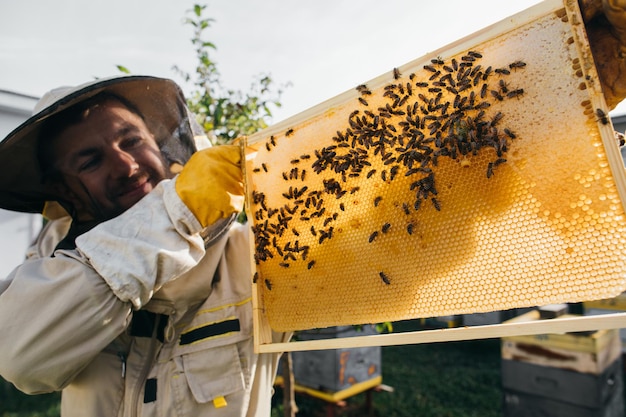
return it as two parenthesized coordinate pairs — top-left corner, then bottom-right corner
(244, 0), (626, 342)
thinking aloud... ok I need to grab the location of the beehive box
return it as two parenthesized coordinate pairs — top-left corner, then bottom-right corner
(291, 326), (381, 392)
(502, 359), (624, 417)
(501, 310), (622, 374)
(244, 0), (626, 335)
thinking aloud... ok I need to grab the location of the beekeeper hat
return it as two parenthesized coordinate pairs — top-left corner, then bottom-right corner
(0, 75), (211, 215)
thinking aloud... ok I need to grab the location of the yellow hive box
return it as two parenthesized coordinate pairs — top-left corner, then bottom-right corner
(501, 310), (622, 374)
(245, 0), (626, 335)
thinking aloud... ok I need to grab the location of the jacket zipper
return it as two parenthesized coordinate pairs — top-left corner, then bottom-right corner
(130, 314), (162, 417)
(118, 352), (127, 379)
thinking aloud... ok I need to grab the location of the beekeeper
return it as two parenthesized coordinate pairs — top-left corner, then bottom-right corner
(0, 75), (288, 416)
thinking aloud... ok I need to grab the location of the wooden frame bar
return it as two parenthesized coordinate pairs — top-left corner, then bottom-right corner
(256, 312), (626, 353)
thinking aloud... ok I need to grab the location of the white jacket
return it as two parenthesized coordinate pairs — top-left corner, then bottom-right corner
(0, 178), (287, 417)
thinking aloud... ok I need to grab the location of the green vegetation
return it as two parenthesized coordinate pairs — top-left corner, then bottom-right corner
(173, 4), (287, 145)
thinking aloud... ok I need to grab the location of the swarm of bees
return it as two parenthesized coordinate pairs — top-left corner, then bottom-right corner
(250, 51), (526, 288)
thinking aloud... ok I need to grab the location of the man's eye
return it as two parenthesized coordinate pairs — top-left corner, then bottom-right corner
(79, 157), (100, 172)
(122, 136), (142, 149)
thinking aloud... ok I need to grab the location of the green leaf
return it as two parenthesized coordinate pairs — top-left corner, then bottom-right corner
(116, 65), (131, 74)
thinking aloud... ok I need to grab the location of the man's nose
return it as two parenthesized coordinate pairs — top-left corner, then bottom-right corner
(109, 150), (139, 177)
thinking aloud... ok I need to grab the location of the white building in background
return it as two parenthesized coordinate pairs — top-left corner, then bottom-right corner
(0, 90), (40, 278)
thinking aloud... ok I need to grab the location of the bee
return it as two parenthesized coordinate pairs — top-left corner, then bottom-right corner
(486, 162), (494, 178)
(270, 136), (276, 146)
(506, 89), (524, 99)
(504, 128), (516, 139)
(499, 79), (509, 93)
(390, 165), (399, 180)
(369, 231), (379, 243)
(356, 84), (371, 95)
(509, 60), (526, 70)
(491, 90), (504, 101)
(431, 197), (441, 211)
(468, 50), (483, 58)
(382, 223), (391, 233)
(424, 64), (436, 72)
(262, 163), (268, 172)
(339, 203), (345, 211)
(300, 154), (311, 159)
(429, 70), (441, 80)
(265, 142), (271, 152)
(492, 111), (503, 125)
(415, 82), (429, 87)
(285, 128), (294, 137)
(307, 260), (316, 270)
(495, 68), (511, 75)
(358, 97), (369, 106)
(393, 67), (401, 79)
(482, 66), (492, 80)
(374, 196), (383, 207)
(480, 83), (488, 98)
(290, 158), (300, 164)
(253, 167), (261, 173)
(379, 271), (391, 285)
(264, 279), (272, 290)
(402, 203), (410, 215)
(367, 169), (377, 179)
(494, 158), (507, 167)
(596, 108), (609, 125)
(253, 272), (259, 284)
(407, 222), (414, 235)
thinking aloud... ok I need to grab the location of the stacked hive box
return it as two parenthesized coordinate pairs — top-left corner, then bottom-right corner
(501, 310), (624, 417)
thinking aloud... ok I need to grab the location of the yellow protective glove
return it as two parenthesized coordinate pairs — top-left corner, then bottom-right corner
(175, 145), (244, 228)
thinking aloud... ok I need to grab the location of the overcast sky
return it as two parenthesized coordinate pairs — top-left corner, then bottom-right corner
(2, 0), (595, 124)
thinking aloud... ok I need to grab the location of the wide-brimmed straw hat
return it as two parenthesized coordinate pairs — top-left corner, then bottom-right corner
(0, 75), (208, 215)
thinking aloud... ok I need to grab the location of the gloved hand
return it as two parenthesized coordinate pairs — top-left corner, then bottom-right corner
(582, 0), (626, 108)
(175, 144), (244, 228)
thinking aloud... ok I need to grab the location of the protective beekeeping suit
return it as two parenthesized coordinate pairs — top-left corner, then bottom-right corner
(0, 75), (288, 417)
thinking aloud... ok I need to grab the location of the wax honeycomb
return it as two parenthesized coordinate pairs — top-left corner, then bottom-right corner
(245, 0), (626, 332)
